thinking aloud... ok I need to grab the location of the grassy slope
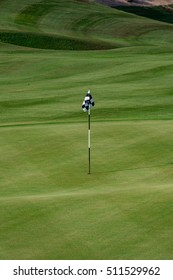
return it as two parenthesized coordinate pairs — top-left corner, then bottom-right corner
(116, 5), (173, 25)
(0, 0), (173, 260)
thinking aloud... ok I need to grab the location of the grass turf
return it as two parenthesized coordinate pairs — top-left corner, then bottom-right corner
(0, 0), (173, 260)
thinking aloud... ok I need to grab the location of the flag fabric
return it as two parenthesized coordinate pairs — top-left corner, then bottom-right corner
(82, 90), (95, 112)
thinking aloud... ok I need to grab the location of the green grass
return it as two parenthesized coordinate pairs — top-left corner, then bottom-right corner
(0, 0), (173, 260)
(116, 5), (173, 25)
(1, 121), (173, 259)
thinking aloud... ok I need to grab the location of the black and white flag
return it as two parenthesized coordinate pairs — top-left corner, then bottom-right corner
(82, 90), (95, 112)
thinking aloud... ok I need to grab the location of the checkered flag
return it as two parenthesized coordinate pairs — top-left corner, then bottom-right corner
(82, 90), (95, 112)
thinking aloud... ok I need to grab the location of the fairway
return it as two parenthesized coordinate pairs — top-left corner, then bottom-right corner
(0, 0), (173, 260)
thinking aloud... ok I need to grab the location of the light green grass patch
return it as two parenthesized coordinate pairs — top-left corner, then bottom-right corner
(0, 121), (173, 259)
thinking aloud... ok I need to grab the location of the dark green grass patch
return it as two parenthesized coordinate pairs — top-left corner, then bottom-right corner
(116, 6), (173, 25)
(0, 31), (115, 50)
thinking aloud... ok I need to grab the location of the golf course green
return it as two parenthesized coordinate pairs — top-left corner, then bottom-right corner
(0, 0), (173, 259)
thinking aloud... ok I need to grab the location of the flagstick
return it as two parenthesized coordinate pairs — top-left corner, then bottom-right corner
(88, 108), (91, 174)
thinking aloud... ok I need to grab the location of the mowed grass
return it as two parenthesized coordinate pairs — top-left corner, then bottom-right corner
(0, 0), (173, 259)
(1, 121), (173, 259)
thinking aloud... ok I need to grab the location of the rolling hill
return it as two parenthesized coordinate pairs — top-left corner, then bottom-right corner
(97, 0), (173, 25)
(1, 0), (173, 51)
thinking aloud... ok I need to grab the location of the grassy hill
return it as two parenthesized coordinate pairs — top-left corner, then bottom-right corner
(0, 0), (173, 260)
(116, 5), (173, 25)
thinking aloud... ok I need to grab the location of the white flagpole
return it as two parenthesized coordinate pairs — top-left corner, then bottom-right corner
(88, 108), (91, 174)
(82, 89), (94, 175)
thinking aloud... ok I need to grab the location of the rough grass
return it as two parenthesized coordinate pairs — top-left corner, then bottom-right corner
(0, 0), (173, 260)
(0, 31), (115, 50)
(116, 5), (173, 25)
